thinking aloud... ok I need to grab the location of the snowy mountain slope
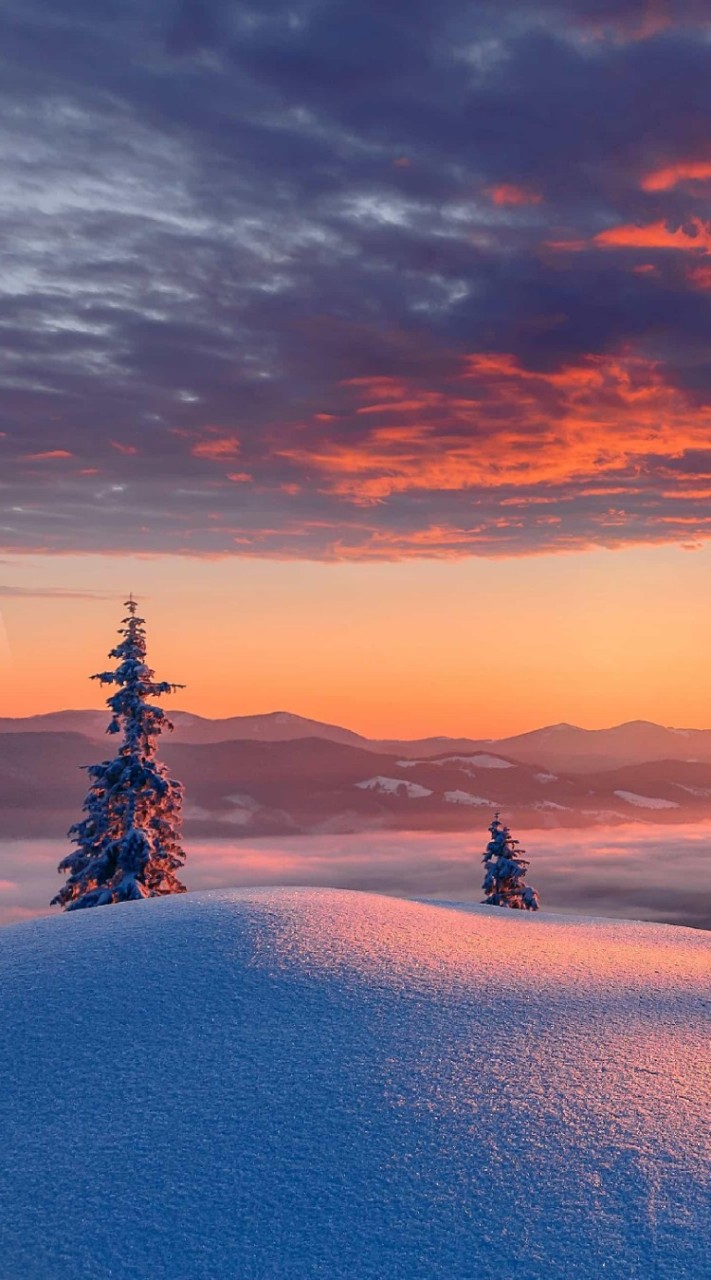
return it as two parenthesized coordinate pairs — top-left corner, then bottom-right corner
(399, 752), (516, 770)
(354, 775), (434, 797)
(0, 890), (708, 1279)
(6, 732), (711, 836)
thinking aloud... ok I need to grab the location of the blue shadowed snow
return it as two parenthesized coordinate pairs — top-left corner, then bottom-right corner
(0, 888), (708, 1278)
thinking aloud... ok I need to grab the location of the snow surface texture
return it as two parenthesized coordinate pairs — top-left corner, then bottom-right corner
(0, 889), (709, 1280)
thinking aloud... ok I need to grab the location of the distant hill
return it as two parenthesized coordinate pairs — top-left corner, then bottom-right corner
(3, 710), (711, 772)
(0, 709), (369, 748)
(0, 732), (94, 837)
(486, 720), (711, 773)
(0, 711), (112, 739)
(4, 729), (711, 838)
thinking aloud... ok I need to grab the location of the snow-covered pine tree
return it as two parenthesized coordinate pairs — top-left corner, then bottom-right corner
(52, 596), (187, 910)
(481, 813), (539, 910)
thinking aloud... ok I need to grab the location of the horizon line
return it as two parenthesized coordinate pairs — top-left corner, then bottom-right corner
(2, 708), (711, 740)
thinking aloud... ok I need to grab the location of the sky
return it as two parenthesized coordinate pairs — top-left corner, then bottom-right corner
(2, 0), (711, 733)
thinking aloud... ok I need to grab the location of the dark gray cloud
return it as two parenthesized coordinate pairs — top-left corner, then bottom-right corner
(2, 1), (711, 557)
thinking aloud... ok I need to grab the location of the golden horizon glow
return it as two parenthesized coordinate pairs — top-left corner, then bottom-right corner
(2, 544), (711, 738)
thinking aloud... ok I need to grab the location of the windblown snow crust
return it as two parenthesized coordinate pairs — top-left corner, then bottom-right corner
(0, 889), (708, 1279)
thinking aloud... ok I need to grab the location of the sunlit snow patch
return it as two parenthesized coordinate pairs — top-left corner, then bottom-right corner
(438, 753), (515, 769)
(444, 790), (496, 806)
(397, 754), (515, 772)
(355, 776), (433, 798)
(613, 790), (680, 810)
(224, 793), (261, 810)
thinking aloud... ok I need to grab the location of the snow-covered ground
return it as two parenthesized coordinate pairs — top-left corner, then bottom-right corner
(0, 889), (708, 1278)
(443, 789), (495, 805)
(399, 753), (515, 770)
(614, 790), (680, 811)
(355, 776), (433, 798)
(439, 752), (516, 768)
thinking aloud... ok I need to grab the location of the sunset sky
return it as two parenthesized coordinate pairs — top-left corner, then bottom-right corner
(3, 0), (711, 735)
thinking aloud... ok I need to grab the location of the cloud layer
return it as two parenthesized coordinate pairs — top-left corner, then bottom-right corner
(4, 822), (710, 929)
(3, 1), (711, 558)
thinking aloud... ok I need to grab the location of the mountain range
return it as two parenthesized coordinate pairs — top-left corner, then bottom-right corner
(3, 711), (711, 838)
(3, 708), (711, 770)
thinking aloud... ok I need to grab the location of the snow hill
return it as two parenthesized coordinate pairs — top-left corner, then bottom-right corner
(0, 890), (707, 1279)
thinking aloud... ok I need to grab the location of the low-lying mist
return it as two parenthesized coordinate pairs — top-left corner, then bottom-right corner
(1, 823), (709, 931)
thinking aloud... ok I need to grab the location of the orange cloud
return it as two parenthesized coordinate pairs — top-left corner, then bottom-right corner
(276, 351), (711, 502)
(110, 440), (139, 455)
(487, 184), (542, 207)
(24, 450), (73, 460)
(191, 435), (241, 460)
(641, 159), (711, 191)
(549, 218), (711, 255)
(594, 218), (711, 251)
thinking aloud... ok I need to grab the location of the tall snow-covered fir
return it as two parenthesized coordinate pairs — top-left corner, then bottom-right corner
(482, 814), (539, 911)
(52, 597), (187, 910)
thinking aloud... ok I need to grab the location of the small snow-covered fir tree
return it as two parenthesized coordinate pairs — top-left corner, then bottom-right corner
(482, 813), (539, 910)
(52, 596), (187, 910)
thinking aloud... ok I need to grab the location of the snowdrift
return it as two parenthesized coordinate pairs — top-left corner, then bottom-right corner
(0, 889), (708, 1279)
